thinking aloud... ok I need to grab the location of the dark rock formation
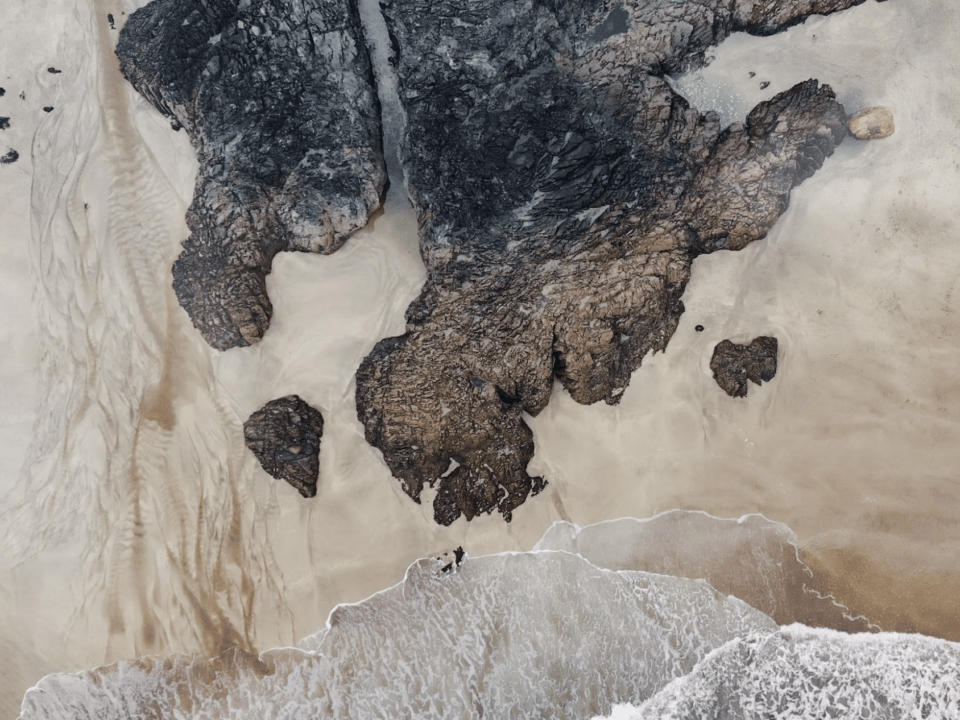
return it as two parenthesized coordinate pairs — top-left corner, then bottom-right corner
(710, 337), (779, 398)
(42, 107), (53, 113)
(243, 395), (324, 498)
(116, 0), (387, 350)
(0, 88), (5, 97)
(0, 118), (9, 131)
(357, 0), (873, 525)
(1, 149), (18, 164)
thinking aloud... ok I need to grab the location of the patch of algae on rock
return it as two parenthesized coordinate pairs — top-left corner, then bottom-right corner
(356, 0), (878, 526)
(116, 0), (386, 350)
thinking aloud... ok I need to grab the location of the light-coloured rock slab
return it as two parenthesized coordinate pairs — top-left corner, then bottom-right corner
(848, 106), (895, 139)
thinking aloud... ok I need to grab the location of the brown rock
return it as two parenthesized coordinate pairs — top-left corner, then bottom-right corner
(244, 395), (324, 498)
(710, 337), (779, 398)
(357, 0), (862, 526)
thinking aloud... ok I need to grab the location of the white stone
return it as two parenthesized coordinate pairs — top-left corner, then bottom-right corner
(848, 106), (895, 139)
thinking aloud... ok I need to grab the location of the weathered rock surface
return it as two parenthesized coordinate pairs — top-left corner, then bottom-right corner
(710, 337), (779, 398)
(244, 395), (324, 498)
(848, 105), (895, 139)
(357, 0), (872, 525)
(1, 149), (18, 164)
(116, 0), (386, 350)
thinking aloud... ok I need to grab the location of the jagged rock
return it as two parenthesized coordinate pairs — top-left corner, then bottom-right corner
(357, 0), (871, 526)
(0, 118), (9, 131)
(0, 149), (18, 164)
(710, 337), (779, 398)
(116, 0), (387, 350)
(243, 395), (324, 498)
(848, 106), (895, 139)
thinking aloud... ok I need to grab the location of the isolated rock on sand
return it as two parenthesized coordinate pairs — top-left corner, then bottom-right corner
(244, 395), (324, 498)
(116, 0), (386, 350)
(848, 106), (895, 139)
(0, 149), (18, 164)
(710, 337), (779, 398)
(356, 0), (868, 526)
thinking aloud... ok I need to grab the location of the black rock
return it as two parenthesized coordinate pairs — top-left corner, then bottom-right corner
(760, 81), (771, 89)
(47, 67), (61, 74)
(695, 325), (705, 333)
(356, 0), (864, 526)
(0, 118), (9, 131)
(108, 13), (115, 29)
(710, 337), (779, 398)
(0, 88), (5, 96)
(42, 106), (53, 113)
(243, 395), (324, 499)
(116, 0), (387, 350)
(0, 149), (18, 164)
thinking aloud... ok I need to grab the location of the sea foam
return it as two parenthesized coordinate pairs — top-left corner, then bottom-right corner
(19, 551), (774, 719)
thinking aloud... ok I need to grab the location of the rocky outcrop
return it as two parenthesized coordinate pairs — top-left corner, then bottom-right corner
(244, 395), (324, 498)
(848, 106), (895, 139)
(710, 337), (779, 398)
(1, 149), (18, 164)
(116, 0), (386, 350)
(356, 0), (871, 525)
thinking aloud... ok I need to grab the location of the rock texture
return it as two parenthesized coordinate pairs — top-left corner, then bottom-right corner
(116, 0), (387, 350)
(244, 395), (324, 498)
(710, 337), (779, 398)
(848, 105), (895, 139)
(357, 0), (872, 525)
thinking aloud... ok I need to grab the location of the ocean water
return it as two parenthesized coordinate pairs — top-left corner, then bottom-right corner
(612, 626), (960, 719)
(2, 0), (960, 717)
(18, 530), (960, 719)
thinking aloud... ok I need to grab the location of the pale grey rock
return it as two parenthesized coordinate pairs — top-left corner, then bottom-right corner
(848, 105), (895, 139)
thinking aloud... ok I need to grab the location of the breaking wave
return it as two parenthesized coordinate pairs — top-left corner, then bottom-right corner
(18, 517), (960, 718)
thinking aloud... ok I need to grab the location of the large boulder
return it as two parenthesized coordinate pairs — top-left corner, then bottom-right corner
(244, 395), (324, 498)
(116, 0), (386, 350)
(356, 0), (866, 525)
(710, 337), (779, 398)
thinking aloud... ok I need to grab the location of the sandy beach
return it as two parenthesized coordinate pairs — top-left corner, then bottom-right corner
(2, 0), (960, 715)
